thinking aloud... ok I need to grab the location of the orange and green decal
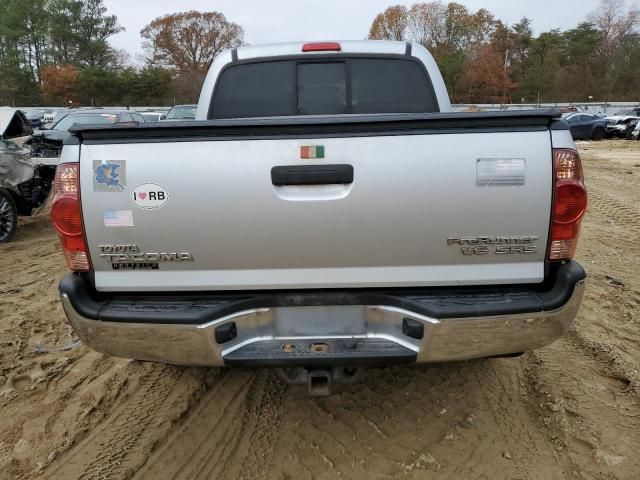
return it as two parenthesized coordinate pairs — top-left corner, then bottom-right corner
(300, 146), (325, 159)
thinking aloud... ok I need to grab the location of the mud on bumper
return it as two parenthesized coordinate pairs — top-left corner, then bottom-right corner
(59, 262), (586, 367)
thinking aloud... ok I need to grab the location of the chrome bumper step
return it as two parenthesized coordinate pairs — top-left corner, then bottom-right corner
(58, 263), (586, 367)
(223, 338), (417, 368)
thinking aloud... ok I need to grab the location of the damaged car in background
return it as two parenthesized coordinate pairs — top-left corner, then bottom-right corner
(0, 108), (55, 242)
(605, 112), (639, 138)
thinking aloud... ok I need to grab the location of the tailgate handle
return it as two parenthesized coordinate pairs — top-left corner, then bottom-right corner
(271, 164), (354, 186)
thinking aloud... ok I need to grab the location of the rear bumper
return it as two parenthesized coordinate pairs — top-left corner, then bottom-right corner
(59, 262), (586, 367)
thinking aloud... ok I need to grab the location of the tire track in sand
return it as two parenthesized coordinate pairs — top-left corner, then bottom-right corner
(585, 184), (640, 244)
(46, 363), (185, 480)
(133, 369), (287, 480)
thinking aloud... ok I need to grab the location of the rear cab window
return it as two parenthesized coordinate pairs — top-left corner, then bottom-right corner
(297, 63), (346, 115)
(209, 56), (439, 119)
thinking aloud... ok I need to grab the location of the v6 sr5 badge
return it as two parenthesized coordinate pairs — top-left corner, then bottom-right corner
(131, 183), (168, 210)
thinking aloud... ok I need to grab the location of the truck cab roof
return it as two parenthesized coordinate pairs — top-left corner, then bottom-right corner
(235, 40), (410, 59)
(196, 40), (452, 119)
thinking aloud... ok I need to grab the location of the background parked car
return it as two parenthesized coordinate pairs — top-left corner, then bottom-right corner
(0, 108), (54, 243)
(558, 106), (585, 114)
(605, 115), (639, 138)
(139, 111), (166, 122)
(42, 108), (69, 127)
(162, 104), (196, 120)
(23, 110), (45, 129)
(45, 108), (144, 139)
(30, 109), (145, 159)
(565, 113), (608, 140)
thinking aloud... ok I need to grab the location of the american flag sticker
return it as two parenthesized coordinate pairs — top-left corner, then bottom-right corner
(103, 210), (134, 227)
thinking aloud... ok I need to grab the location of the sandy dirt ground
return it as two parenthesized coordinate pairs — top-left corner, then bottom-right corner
(0, 140), (639, 480)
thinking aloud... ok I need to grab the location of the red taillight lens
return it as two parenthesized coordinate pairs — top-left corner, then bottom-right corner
(548, 149), (587, 261)
(51, 195), (83, 236)
(51, 163), (91, 271)
(302, 42), (341, 52)
(553, 181), (588, 224)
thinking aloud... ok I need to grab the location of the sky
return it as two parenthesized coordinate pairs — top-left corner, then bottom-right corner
(103, 0), (605, 63)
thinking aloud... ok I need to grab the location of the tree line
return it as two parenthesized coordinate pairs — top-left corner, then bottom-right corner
(0, 1), (243, 106)
(1, 0), (638, 107)
(369, 0), (640, 104)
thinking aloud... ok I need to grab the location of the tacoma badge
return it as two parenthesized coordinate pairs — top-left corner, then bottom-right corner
(97, 244), (194, 263)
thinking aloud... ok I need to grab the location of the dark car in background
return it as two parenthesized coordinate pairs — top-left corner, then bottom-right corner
(23, 110), (45, 129)
(30, 109), (145, 159)
(565, 113), (608, 140)
(49, 109), (145, 134)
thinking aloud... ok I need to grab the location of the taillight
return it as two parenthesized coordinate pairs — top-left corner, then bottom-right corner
(548, 149), (587, 261)
(302, 42), (341, 52)
(51, 163), (91, 271)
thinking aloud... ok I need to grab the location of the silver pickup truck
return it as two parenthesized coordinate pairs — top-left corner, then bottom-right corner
(54, 41), (587, 394)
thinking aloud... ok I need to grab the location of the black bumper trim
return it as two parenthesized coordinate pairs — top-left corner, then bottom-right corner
(59, 261), (586, 325)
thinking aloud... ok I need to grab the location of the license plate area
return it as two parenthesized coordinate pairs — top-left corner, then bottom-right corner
(273, 305), (366, 336)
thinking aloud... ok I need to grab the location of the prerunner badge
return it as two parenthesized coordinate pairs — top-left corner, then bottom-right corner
(131, 183), (168, 210)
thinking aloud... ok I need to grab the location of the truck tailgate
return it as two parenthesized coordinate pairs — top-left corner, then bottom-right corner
(78, 117), (553, 292)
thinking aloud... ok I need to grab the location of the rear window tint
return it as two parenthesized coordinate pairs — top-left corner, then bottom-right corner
(350, 59), (437, 114)
(297, 63), (347, 115)
(209, 57), (438, 119)
(211, 62), (296, 118)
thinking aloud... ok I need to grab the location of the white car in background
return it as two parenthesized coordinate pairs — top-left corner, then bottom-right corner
(605, 110), (640, 138)
(161, 104), (196, 120)
(42, 108), (69, 127)
(139, 112), (167, 122)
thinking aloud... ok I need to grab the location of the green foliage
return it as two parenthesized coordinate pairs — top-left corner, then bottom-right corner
(0, 1), (228, 106)
(438, 50), (466, 97)
(0, 0), (129, 105)
(3, 0), (640, 106)
(369, 1), (640, 103)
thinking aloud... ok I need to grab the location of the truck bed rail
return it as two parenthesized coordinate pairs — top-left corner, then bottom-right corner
(67, 109), (565, 144)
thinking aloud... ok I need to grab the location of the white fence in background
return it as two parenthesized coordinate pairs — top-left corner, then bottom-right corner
(453, 102), (640, 115)
(15, 102), (640, 116)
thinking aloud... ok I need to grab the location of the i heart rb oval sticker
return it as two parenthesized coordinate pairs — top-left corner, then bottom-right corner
(131, 183), (168, 210)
